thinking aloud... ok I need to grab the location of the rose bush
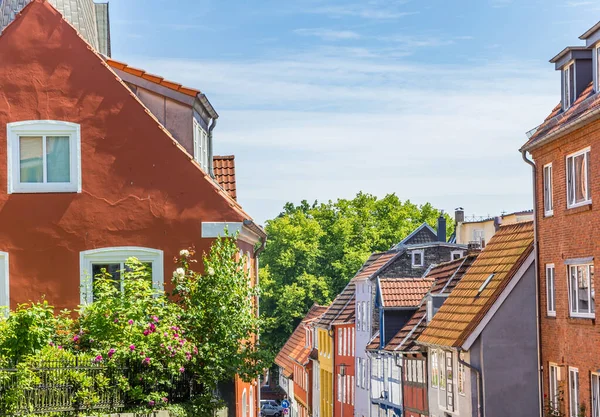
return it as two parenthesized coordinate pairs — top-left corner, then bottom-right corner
(0, 235), (266, 416)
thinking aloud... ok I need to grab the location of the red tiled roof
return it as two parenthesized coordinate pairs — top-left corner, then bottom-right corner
(290, 305), (328, 367)
(367, 332), (380, 351)
(522, 81), (600, 151)
(379, 278), (433, 308)
(418, 222), (534, 348)
(429, 255), (478, 294)
(275, 304), (326, 377)
(213, 155), (237, 200)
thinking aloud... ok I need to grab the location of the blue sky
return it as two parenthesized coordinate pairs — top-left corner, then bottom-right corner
(110, 0), (599, 224)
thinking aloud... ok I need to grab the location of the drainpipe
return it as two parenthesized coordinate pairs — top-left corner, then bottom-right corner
(522, 149), (543, 417)
(457, 349), (483, 417)
(208, 118), (217, 178)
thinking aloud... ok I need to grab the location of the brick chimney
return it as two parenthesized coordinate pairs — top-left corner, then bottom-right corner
(455, 207), (464, 224)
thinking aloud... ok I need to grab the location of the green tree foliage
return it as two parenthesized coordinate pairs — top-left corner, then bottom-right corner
(260, 192), (452, 354)
(0, 236), (265, 416)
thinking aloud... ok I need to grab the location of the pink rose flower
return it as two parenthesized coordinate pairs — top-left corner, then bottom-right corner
(129, 344), (135, 351)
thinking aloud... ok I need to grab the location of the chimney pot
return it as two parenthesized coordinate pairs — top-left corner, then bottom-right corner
(455, 207), (465, 224)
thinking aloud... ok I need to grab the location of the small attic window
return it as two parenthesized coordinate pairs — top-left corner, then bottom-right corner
(478, 273), (496, 294)
(563, 63), (575, 109)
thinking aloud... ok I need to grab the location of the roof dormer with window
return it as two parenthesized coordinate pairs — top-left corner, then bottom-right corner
(579, 21), (600, 93)
(550, 47), (592, 111)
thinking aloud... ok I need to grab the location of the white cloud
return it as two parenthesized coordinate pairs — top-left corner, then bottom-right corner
(307, 2), (418, 20)
(294, 28), (361, 41)
(122, 50), (559, 223)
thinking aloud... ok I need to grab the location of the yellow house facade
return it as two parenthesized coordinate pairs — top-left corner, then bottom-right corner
(317, 327), (333, 417)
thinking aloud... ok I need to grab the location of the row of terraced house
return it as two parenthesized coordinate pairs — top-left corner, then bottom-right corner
(274, 19), (600, 417)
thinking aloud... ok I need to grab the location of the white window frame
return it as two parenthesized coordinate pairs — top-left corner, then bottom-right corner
(193, 118), (209, 173)
(79, 247), (164, 304)
(0, 252), (9, 315)
(564, 63), (575, 110)
(7, 121), (81, 194)
(567, 263), (595, 318)
(549, 363), (560, 411)
(592, 371), (600, 417)
(595, 45), (600, 93)
(338, 328), (342, 355)
(412, 250), (425, 268)
(544, 163), (554, 216)
(547, 264), (556, 317)
(431, 349), (439, 388)
(569, 367), (579, 417)
(450, 250), (464, 261)
(566, 147), (591, 209)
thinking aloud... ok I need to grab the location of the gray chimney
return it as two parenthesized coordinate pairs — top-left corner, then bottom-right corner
(437, 214), (446, 243)
(494, 216), (502, 232)
(455, 207), (464, 224)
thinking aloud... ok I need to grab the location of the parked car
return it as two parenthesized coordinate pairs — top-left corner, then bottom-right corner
(260, 400), (280, 407)
(260, 402), (283, 417)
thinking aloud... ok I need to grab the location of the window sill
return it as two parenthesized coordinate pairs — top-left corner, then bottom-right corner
(544, 211), (554, 218)
(568, 314), (595, 321)
(566, 202), (592, 214)
(546, 313), (557, 319)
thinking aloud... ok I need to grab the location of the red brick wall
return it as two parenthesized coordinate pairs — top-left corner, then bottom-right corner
(531, 117), (600, 416)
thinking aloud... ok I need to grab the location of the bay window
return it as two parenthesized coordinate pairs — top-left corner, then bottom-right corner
(568, 263), (594, 318)
(7, 121), (81, 193)
(566, 148), (591, 208)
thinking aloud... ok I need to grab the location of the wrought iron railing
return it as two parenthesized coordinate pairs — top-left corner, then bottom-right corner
(0, 358), (201, 416)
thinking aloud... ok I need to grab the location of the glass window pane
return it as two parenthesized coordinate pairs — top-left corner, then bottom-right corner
(92, 263), (121, 300)
(568, 157), (575, 205)
(46, 136), (70, 183)
(575, 154), (586, 203)
(578, 265), (590, 313)
(571, 266), (578, 313)
(19, 136), (43, 183)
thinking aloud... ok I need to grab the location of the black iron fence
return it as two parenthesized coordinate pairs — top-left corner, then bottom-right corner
(0, 358), (201, 416)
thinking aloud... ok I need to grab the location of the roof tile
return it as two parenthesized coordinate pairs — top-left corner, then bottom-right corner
(379, 278), (433, 308)
(418, 222), (534, 348)
(275, 304), (327, 377)
(213, 155), (237, 200)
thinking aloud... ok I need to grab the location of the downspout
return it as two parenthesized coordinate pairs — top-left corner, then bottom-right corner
(208, 118), (217, 178)
(522, 149), (543, 417)
(457, 348), (483, 417)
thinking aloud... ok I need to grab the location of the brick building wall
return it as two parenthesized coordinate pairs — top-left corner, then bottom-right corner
(531, 117), (600, 416)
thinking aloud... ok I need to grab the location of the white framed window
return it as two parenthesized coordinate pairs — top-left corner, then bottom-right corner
(566, 148), (591, 208)
(80, 247), (164, 304)
(337, 373), (342, 401)
(451, 250), (464, 261)
(412, 250), (424, 268)
(439, 350), (446, 391)
(549, 363), (560, 411)
(569, 367), (579, 417)
(564, 63), (575, 109)
(431, 349), (439, 388)
(458, 353), (465, 395)
(351, 328), (355, 356)
(249, 386), (254, 417)
(338, 328), (342, 355)
(7, 121), (81, 194)
(544, 163), (554, 216)
(473, 229), (485, 247)
(547, 264), (556, 316)
(596, 46), (600, 93)
(0, 252), (9, 315)
(568, 263), (594, 318)
(592, 372), (600, 417)
(193, 118), (209, 172)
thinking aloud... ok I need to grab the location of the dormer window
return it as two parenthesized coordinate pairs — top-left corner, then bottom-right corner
(564, 63), (575, 109)
(411, 250), (424, 268)
(193, 118), (209, 172)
